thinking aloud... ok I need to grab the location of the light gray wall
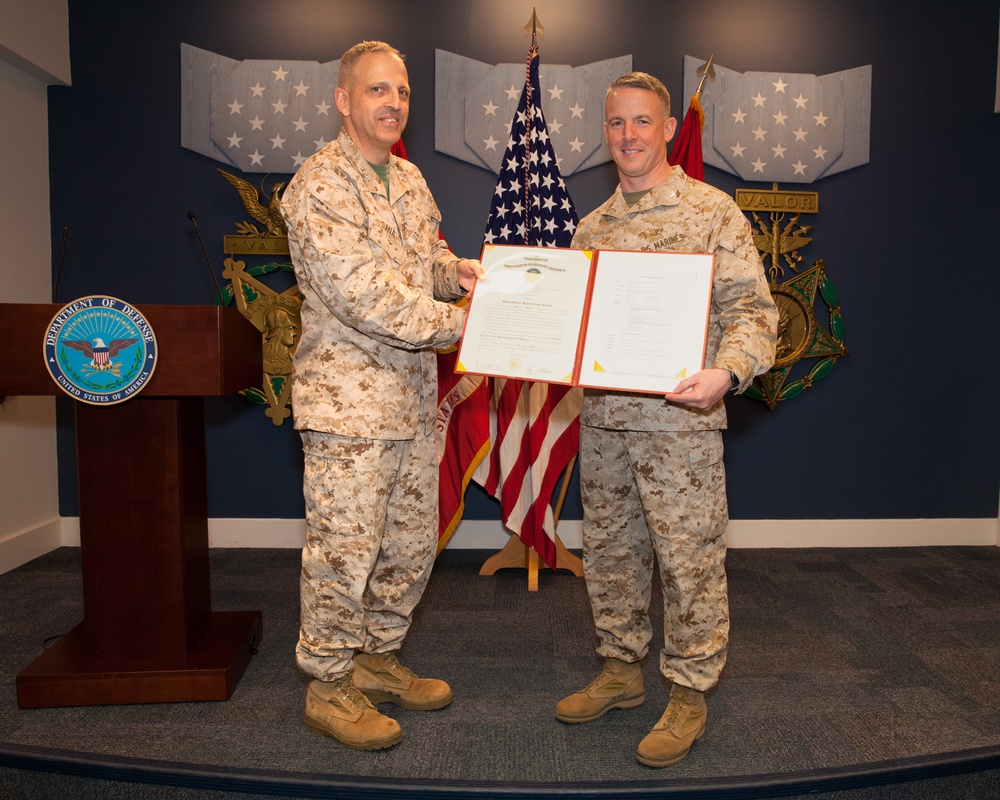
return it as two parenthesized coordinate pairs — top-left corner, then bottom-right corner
(0, 0), (70, 85)
(0, 0), (70, 572)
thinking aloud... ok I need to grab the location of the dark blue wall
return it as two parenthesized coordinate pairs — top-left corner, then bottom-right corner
(49, 0), (1000, 523)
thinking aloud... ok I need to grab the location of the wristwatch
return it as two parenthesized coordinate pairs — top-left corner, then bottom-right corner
(729, 370), (740, 392)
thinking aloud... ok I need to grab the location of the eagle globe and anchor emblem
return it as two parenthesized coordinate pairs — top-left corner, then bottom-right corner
(44, 296), (158, 405)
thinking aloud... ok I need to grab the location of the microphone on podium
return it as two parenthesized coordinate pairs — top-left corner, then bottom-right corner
(187, 211), (224, 302)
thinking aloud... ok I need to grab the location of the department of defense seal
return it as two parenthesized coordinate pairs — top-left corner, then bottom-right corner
(43, 296), (158, 405)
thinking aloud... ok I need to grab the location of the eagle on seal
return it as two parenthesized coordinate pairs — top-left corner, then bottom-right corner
(62, 337), (137, 370)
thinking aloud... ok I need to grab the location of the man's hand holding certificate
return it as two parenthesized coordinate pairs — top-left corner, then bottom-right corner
(456, 244), (715, 394)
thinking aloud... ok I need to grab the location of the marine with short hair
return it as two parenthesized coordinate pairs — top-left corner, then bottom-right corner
(281, 40), (484, 751)
(556, 70), (778, 768)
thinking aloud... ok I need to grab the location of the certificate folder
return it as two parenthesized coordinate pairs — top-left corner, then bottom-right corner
(456, 244), (715, 394)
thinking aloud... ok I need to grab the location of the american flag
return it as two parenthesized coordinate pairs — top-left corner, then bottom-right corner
(483, 45), (579, 248)
(474, 45), (582, 570)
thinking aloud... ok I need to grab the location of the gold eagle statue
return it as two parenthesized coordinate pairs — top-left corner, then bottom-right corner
(218, 169), (287, 237)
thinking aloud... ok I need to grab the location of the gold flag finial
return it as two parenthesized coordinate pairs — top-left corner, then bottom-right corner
(523, 9), (544, 45)
(695, 54), (716, 98)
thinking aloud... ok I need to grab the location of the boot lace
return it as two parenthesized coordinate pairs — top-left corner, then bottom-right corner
(588, 660), (629, 693)
(662, 686), (698, 731)
(380, 653), (416, 680)
(333, 675), (373, 709)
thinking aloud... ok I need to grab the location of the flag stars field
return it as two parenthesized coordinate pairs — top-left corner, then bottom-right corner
(469, 62), (598, 177)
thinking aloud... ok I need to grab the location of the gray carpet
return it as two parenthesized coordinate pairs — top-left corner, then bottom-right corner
(1, 544), (999, 798)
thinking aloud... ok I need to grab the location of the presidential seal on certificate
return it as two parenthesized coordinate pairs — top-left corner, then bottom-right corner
(456, 244), (715, 394)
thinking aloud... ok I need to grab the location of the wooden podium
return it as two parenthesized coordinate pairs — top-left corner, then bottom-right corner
(0, 303), (263, 708)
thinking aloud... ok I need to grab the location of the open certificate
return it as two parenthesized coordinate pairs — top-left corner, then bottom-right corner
(577, 249), (714, 393)
(457, 245), (593, 383)
(456, 244), (715, 394)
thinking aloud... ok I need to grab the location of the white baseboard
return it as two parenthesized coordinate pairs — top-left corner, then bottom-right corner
(0, 518), (64, 575)
(47, 516), (999, 556)
(723, 518), (999, 548)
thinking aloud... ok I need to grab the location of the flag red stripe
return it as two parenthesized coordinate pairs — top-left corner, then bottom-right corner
(521, 393), (580, 566)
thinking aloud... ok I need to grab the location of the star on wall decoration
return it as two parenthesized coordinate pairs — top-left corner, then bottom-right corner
(435, 50), (631, 176)
(681, 55), (871, 185)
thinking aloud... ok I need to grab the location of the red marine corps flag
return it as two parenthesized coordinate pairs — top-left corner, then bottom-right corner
(436, 325), (490, 550)
(391, 138), (491, 551)
(474, 43), (582, 570)
(667, 55), (714, 181)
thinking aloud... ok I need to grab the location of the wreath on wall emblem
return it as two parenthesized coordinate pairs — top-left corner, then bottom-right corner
(744, 258), (848, 409)
(739, 200), (849, 409)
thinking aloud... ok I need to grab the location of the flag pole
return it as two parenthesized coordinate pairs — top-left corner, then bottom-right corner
(476, 11), (583, 589)
(668, 54), (714, 179)
(523, 7), (544, 47)
(694, 54), (715, 99)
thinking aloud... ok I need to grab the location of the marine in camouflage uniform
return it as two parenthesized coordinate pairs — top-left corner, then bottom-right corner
(573, 168), (778, 685)
(557, 71), (777, 768)
(280, 41), (482, 750)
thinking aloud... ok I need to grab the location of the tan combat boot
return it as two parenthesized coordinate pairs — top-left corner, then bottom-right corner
(304, 674), (403, 750)
(555, 658), (644, 723)
(353, 652), (453, 710)
(636, 683), (707, 767)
